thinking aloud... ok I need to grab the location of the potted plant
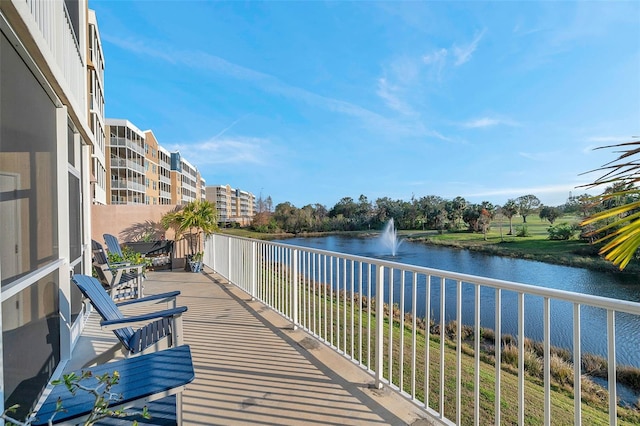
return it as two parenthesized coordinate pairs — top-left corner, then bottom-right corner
(161, 200), (218, 272)
(189, 251), (204, 273)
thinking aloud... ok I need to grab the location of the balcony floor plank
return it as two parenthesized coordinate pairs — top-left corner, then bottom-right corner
(70, 268), (436, 425)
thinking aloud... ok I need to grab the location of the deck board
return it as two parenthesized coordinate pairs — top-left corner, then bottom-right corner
(70, 268), (436, 426)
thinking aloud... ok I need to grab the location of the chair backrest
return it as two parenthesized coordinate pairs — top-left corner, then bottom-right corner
(71, 274), (134, 346)
(103, 233), (125, 258)
(91, 240), (112, 280)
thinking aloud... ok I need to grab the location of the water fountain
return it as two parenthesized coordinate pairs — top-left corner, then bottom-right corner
(379, 218), (402, 256)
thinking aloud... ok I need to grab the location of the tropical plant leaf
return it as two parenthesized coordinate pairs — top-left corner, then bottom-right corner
(580, 139), (640, 269)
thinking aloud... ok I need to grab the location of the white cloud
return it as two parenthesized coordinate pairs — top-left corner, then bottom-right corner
(166, 136), (271, 166)
(376, 77), (414, 115)
(453, 29), (486, 66)
(461, 116), (519, 128)
(422, 48), (448, 65)
(459, 183), (599, 205)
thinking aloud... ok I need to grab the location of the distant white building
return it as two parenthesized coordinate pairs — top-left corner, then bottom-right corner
(206, 184), (256, 226)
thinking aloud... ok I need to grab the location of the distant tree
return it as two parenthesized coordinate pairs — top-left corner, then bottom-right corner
(516, 194), (541, 223)
(539, 206), (562, 224)
(446, 196), (468, 230)
(356, 194), (373, 227)
(501, 199), (519, 235)
(329, 196), (357, 219)
(478, 208), (491, 240)
(462, 205), (481, 231)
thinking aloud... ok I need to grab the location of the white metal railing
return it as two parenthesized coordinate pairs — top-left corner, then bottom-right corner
(204, 233), (640, 425)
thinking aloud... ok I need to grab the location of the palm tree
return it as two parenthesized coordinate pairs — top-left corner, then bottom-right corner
(580, 139), (640, 270)
(161, 200), (218, 258)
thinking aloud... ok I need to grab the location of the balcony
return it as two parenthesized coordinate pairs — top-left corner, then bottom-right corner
(70, 234), (640, 425)
(71, 269), (425, 425)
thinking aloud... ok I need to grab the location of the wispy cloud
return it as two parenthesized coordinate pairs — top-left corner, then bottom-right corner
(461, 116), (519, 128)
(452, 30), (486, 66)
(376, 77), (414, 116)
(421, 29), (486, 82)
(103, 34), (410, 134)
(518, 151), (558, 161)
(166, 136), (271, 166)
(461, 183), (598, 200)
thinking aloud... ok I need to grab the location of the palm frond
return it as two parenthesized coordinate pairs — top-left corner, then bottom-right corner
(580, 139), (640, 269)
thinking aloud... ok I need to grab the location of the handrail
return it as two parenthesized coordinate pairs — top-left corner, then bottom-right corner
(204, 233), (640, 425)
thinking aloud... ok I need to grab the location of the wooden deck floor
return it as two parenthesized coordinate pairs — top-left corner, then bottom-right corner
(71, 268), (436, 426)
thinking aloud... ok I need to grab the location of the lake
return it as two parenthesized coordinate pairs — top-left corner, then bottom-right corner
(274, 235), (640, 367)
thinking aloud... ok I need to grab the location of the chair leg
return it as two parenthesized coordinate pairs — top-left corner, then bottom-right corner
(176, 392), (183, 425)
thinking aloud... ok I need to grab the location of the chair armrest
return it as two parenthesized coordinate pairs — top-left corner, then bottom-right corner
(108, 263), (142, 272)
(116, 291), (180, 308)
(100, 306), (187, 330)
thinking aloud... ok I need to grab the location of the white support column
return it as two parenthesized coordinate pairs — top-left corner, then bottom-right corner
(57, 106), (71, 362)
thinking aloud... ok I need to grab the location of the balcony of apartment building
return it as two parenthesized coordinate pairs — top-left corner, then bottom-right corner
(68, 233), (640, 425)
(110, 178), (146, 193)
(159, 173), (171, 185)
(110, 156), (145, 174)
(109, 136), (146, 157)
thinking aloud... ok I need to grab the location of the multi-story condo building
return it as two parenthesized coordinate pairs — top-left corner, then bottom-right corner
(144, 130), (160, 205)
(87, 10), (107, 205)
(1, 0), (96, 417)
(171, 152), (202, 205)
(105, 121), (205, 205)
(106, 119), (147, 205)
(158, 145), (173, 204)
(206, 184), (256, 226)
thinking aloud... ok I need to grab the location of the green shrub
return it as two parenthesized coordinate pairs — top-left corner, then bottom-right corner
(548, 222), (577, 240)
(516, 225), (530, 237)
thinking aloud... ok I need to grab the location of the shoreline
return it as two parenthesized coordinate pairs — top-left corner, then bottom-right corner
(219, 228), (640, 275)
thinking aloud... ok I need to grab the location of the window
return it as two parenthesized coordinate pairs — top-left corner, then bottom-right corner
(0, 34), (58, 286)
(1, 32), (61, 418)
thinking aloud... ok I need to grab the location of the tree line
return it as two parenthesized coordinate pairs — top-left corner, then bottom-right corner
(250, 192), (613, 237)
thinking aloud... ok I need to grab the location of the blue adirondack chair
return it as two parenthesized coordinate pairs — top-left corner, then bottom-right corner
(92, 239), (144, 300)
(103, 233), (127, 260)
(71, 274), (187, 367)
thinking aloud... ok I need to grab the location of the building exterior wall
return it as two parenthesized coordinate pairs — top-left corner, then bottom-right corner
(158, 145), (172, 205)
(206, 184), (256, 226)
(143, 130), (160, 205)
(91, 204), (180, 244)
(0, 0), (95, 417)
(105, 119), (146, 205)
(87, 10), (106, 205)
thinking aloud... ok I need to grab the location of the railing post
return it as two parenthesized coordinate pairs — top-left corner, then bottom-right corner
(292, 249), (299, 330)
(251, 241), (257, 300)
(375, 264), (384, 389)
(211, 234), (218, 272)
(228, 237), (232, 284)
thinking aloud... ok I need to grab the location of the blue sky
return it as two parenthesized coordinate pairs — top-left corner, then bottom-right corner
(90, 1), (639, 209)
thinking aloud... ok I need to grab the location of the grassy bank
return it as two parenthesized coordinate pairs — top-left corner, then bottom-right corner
(301, 284), (640, 424)
(259, 266), (640, 424)
(403, 214), (640, 273)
